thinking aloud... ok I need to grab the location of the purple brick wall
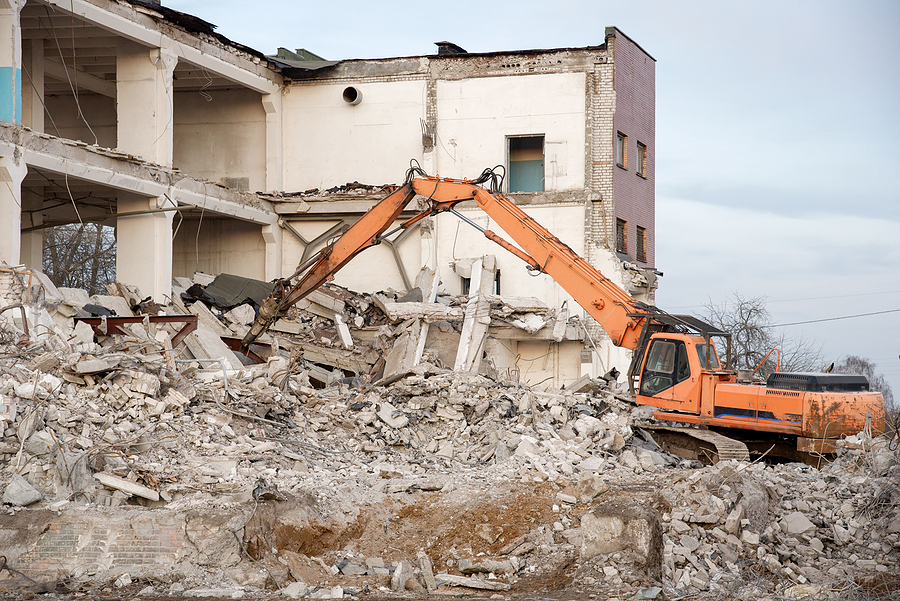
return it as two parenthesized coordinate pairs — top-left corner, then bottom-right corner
(611, 31), (656, 268)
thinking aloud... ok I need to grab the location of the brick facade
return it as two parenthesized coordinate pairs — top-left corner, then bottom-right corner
(608, 30), (656, 268)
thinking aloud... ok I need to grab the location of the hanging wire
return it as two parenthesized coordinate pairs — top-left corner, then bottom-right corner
(42, 5), (98, 146)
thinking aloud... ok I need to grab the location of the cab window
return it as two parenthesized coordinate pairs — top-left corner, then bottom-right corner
(640, 339), (691, 396)
(696, 343), (721, 370)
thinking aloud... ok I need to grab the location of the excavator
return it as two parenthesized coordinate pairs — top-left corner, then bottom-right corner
(240, 164), (886, 464)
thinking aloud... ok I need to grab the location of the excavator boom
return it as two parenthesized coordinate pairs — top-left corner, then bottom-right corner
(242, 172), (649, 353)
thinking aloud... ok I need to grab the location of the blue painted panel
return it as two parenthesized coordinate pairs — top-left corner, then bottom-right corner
(509, 159), (544, 193)
(0, 67), (22, 124)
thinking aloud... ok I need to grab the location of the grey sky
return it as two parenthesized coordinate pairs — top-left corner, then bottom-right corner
(166, 0), (900, 393)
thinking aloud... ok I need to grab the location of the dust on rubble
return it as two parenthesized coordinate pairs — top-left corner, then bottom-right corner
(1, 266), (899, 601)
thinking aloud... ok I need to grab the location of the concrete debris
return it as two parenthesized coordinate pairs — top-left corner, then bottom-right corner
(0, 265), (898, 600)
(2, 473), (42, 506)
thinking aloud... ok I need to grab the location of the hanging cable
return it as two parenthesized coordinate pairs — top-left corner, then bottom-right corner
(42, 5), (98, 146)
(20, 63), (61, 138)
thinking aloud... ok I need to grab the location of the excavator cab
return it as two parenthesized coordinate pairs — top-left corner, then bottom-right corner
(635, 332), (727, 413)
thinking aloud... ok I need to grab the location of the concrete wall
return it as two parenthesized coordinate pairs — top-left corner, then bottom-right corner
(173, 218), (266, 280)
(45, 93), (117, 149)
(611, 33), (656, 268)
(174, 89), (267, 192)
(434, 204), (585, 306)
(281, 218), (423, 292)
(282, 80), (427, 191)
(486, 337), (584, 390)
(434, 72), (586, 188)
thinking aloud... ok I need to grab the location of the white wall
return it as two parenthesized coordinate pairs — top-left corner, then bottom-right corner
(173, 218), (266, 279)
(282, 80), (427, 191)
(434, 203), (585, 307)
(174, 89), (267, 192)
(486, 338), (584, 390)
(434, 73), (586, 188)
(281, 219), (423, 292)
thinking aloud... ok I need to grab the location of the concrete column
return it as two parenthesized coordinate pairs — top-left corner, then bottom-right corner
(21, 38), (43, 132)
(20, 188), (43, 269)
(0, 153), (26, 266)
(0, 0), (25, 125)
(261, 224), (282, 281)
(116, 195), (174, 302)
(116, 41), (177, 166)
(262, 92), (282, 192)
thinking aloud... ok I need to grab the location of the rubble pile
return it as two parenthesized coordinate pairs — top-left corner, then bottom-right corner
(0, 265), (898, 600)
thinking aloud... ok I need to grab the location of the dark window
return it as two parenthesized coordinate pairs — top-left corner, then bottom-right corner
(461, 271), (501, 296)
(636, 226), (647, 262)
(636, 142), (647, 177)
(616, 132), (627, 168)
(508, 136), (544, 192)
(616, 218), (627, 254)
(640, 339), (691, 396)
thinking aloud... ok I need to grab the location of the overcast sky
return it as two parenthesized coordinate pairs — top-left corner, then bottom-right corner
(167, 0), (900, 395)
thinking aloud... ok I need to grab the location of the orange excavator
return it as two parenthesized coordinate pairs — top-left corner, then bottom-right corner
(242, 165), (886, 463)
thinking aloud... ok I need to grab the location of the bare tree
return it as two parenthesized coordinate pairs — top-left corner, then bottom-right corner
(833, 355), (895, 409)
(703, 292), (824, 377)
(43, 223), (116, 294)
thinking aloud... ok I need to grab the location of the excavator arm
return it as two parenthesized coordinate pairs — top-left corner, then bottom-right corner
(241, 170), (648, 352)
(408, 176), (647, 349)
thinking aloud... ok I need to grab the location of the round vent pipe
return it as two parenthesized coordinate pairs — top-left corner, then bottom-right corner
(342, 86), (362, 105)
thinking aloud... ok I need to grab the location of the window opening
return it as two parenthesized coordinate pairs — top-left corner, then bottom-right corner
(508, 136), (544, 192)
(696, 343), (721, 370)
(640, 339), (690, 396)
(616, 218), (627, 254)
(616, 132), (627, 168)
(636, 142), (647, 177)
(461, 271), (501, 296)
(636, 226), (647, 262)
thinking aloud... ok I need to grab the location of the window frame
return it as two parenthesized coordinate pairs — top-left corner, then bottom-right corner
(507, 135), (545, 193)
(616, 132), (627, 169)
(636, 225), (647, 263)
(616, 218), (627, 254)
(636, 141), (647, 178)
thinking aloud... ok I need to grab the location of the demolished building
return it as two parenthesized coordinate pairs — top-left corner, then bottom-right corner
(0, 266), (897, 600)
(1, 0), (658, 386)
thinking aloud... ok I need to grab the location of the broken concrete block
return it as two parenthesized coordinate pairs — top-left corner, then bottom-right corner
(458, 558), (514, 574)
(280, 581), (309, 599)
(224, 304), (256, 326)
(580, 501), (663, 579)
(390, 560), (415, 591)
(724, 505), (743, 534)
(434, 573), (511, 591)
(94, 472), (160, 501)
(90, 294), (134, 317)
(2, 474), (42, 506)
(576, 473), (609, 502)
(417, 551), (436, 591)
(24, 429), (56, 457)
(75, 359), (114, 375)
(15, 382), (46, 401)
(782, 511), (815, 535)
(378, 401), (409, 429)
